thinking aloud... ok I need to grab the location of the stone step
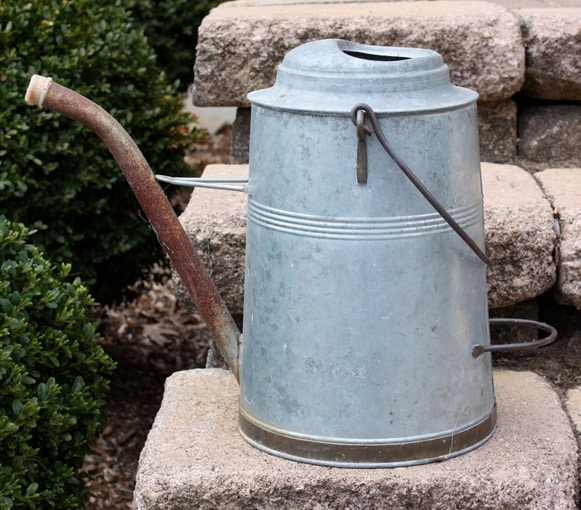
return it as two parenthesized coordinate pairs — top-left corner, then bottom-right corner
(536, 168), (581, 309)
(194, 1), (523, 105)
(193, 1), (581, 106)
(191, 2), (581, 165)
(139, 162), (581, 508)
(132, 4), (581, 507)
(173, 162), (581, 318)
(133, 369), (578, 509)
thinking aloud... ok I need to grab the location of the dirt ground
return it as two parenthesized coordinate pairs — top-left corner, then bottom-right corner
(80, 127), (581, 508)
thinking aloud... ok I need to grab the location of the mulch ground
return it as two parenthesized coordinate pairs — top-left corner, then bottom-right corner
(83, 270), (213, 509)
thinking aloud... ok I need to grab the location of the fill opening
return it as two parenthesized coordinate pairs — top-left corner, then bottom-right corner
(343, 50), (411, 62)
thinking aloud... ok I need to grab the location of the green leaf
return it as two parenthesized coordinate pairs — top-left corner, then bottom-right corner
(12, 400), (22, 416)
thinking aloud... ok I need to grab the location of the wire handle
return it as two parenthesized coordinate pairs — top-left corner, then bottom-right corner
(351, 103), (489, 265)
(155, 175), (248, 192)
(472, 318), (558, 357)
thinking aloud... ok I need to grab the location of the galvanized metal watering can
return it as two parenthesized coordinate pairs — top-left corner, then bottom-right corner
(25, 39), (556, 468)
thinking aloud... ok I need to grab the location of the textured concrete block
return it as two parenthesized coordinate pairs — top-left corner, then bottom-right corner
(133, 369), (578, 509)
(535, 168), (581, 309)
(193, 1), (524, 107)
(230, 108), (251, 164)
(516, 8), (581, 100)
(173, 165), (248, 319)
(478, 100), (517, 163)
(482, 163), (557, 308)
(518, 104), (581, 166)
(565, 384), (581, 433)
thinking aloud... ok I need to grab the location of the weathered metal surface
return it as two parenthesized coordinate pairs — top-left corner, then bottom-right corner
(240, 39), (496, 467)
(29, 79), (241, 380)
(351, 103), (489, 265)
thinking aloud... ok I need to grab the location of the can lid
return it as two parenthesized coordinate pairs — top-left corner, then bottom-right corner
(248, 39), (477, 114)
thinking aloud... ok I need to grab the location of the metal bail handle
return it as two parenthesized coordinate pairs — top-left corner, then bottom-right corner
(472, 318), (558, 357)
(351, 103), (489, 265)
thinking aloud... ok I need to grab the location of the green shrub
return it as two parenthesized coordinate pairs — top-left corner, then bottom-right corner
(128, 0), (225, 90)
(0, 216), (116, 509)
(0, 0), (204, 302)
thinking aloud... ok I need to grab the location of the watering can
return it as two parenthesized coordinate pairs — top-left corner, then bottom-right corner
(25, 39), (556, 468)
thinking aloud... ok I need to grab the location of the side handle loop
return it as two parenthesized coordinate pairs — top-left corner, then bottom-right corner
(472, 318), (558, 358)
(351, 103), (489, 265)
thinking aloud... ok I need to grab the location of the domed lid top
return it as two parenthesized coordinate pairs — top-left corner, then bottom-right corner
(248, 39), (477, 114)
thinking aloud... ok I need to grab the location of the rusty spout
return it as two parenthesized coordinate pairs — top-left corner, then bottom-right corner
(25, 75), (241, 381)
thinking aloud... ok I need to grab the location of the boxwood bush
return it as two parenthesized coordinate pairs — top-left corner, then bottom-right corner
(128, 0), (225, 90)
(0, 0), (203, 302)
(0, 216), (115, 509)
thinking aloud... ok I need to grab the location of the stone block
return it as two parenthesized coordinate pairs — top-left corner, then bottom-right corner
(482, 162), (557, 308)
(133, 369), (578, 509)
(231, 108), (251, 164)
(518, 104), (581, 166)
(173, 165), (248, 320)
(516, 8), (581, 100)
(193, 1), (524, 107)
(478, 100), (517, 163)
(565, 384), (581, 434)
(535, 168), (581, 309)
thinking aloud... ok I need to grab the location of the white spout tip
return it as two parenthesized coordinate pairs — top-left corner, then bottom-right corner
(25, 75), (52, 107)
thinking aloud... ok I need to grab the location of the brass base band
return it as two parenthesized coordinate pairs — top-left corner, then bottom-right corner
(239, 405), (497, 468)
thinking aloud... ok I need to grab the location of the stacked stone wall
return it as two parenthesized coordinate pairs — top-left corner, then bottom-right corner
(192, 1), (581, 169)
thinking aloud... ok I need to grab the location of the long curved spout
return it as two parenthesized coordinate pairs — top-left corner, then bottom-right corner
(25, 75), (241, 381)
